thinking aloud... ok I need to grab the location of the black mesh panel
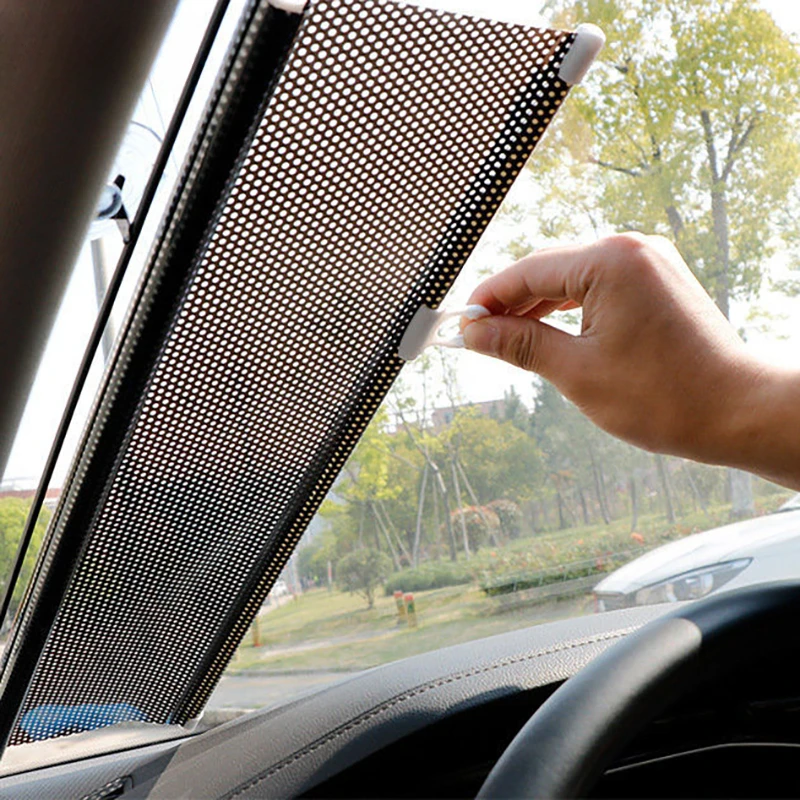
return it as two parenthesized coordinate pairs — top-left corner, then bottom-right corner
(2, 0), (574, 746)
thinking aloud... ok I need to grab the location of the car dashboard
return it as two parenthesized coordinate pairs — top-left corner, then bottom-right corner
(3, 603), (800, 799)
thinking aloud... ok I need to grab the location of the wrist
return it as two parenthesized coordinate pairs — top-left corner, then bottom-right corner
(718, 361), (800, 490)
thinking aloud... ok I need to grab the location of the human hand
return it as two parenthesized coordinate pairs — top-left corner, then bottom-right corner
(463, 233), (799, 483)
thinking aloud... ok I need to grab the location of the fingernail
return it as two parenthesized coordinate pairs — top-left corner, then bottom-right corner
(462, 304), (490, 321)
(449, 334), (465, 348)
(463, 319), (499, 355)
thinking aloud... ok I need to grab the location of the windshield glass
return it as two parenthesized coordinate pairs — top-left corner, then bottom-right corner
(2, 0), (800, 751)
(208, 0), (800, 717)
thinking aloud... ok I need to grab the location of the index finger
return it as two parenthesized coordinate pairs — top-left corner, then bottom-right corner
(466, 243), (596, 316)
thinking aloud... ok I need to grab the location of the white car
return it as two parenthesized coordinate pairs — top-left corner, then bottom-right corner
(270, 579), (290, 598)
(594, 494), (800, 611)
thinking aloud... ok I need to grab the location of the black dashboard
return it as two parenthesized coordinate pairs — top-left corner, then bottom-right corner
(308, 660), (800, 799)
(3, 603), (800, 798)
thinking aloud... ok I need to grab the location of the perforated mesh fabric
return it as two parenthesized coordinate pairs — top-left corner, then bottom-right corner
(3, 0), (574, 745)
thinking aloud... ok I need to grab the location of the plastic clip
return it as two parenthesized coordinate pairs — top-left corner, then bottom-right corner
(398, 304), (490, 361)
(558, 24), (606, 87)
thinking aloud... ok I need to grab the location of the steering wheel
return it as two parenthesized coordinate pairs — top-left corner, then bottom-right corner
(477, 581), (800, 799)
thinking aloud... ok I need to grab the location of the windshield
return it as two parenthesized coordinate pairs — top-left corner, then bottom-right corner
(207, 0), (800, 716)
(2, 0), (800, 759)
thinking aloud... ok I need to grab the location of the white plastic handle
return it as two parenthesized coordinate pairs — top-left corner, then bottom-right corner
(398, 304), (491, 361)
(558, 24), (605, 86)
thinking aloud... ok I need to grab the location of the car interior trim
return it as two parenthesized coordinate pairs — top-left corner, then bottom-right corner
(0, 0), (234, 640)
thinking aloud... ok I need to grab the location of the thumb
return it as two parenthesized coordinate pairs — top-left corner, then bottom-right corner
(462, 316), (580, 382)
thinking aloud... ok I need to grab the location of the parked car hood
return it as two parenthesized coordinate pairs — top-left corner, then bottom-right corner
(595, 501), (800, 594)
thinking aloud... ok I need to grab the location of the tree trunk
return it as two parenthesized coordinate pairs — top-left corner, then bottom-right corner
(370, 501), (401, 571)
(372, 524), (382, 553)
(712, 181), (755, 516)
(376, 499), (411, 564)
(431, 468), (442, 560)
(729, 468), (755, 519)
(556, 488), (568, 530)
(457, 459), (499, 546)
(412, 463), (428, 567)
(434, 465), (458, 561)
(450, 459), (471, 558)
(660, 456), (682, 518)
(565, 488), (582, 528)
(629, 474), (639, 532)
(589, 449), (611, 525)
(578, 485), (590, 526)
(357, 501), (366, 547)
(700, 111), (755, 518)
(682, 461), (711, 523)
(701, 109), (732, 318)
(530, 500), (541, 535)
(597, 462), (613, 520)
(655, 454), (676, 525)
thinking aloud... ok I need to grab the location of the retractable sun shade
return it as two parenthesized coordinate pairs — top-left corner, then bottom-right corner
(0, 0), (600, 752)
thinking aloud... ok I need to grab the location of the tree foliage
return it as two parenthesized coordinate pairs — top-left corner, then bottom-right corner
(537, 0), (800, 315)
(446, 505), (502, 552)
(336, 548), (393, 609)
(487, 499), (524, 539)
(299, 370), (784, 596)
(0, 498), (50, 623)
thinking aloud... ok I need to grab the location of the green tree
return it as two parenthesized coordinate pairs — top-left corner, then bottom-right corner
(0, 498), (50, 622)
(542, 0), (800, 311)
(531, 381), (604, 528)
(487, 499), (524, 539)
(502, 386), (529, 432)
(335, 410), (414, 569)
(447, 505), (502, 552)
(336, 548), (393, 609)
(435, 411), (545, 507)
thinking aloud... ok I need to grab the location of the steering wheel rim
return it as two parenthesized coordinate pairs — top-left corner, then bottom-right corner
(476, 581), (800, 799)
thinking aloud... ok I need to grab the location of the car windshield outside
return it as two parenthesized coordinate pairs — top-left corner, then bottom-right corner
(3, 0), (800, 725)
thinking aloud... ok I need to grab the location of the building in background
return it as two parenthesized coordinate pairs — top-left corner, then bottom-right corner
(431, 398), (508, 433)
(0, 485), (60, 513)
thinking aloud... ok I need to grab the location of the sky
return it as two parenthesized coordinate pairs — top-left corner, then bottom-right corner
(4, 0), (800, 487)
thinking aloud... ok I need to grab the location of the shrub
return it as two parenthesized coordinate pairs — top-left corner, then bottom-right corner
(336, 549), (393, 609)
(481, 562), (602, 596)
(384, 561), (475, 595)
(487, 499), (523, 539)
(445, 505), (501, 553)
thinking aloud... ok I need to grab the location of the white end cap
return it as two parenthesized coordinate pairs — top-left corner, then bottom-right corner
(398, 305), (490, 361)
(558, 23), (605, 86)
(269, 0), (308, 14)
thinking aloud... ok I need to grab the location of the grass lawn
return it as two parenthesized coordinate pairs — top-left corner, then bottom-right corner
(229, 493), (793, 674)
(232, 584), (591, 673)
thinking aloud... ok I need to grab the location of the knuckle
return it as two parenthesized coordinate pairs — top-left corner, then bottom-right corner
(602, 231), (648, 254)
(598, 232), (661, 280)
(647, 234), (680, 260)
